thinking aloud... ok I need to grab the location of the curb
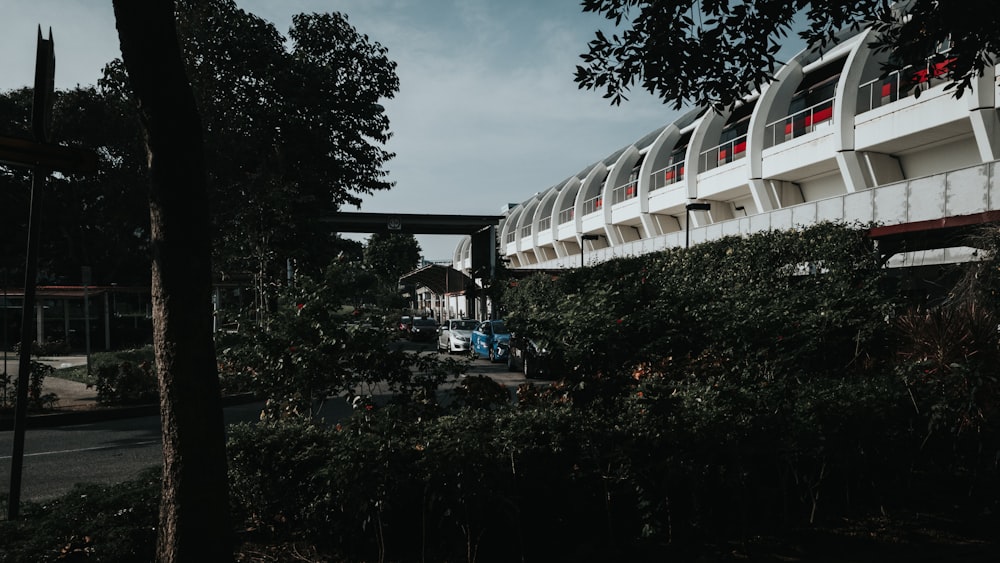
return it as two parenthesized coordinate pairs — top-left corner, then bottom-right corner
(0, 393), (258, 431)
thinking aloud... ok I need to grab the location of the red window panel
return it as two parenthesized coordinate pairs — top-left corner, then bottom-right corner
(733, 141), (746, 155)
(808, 106), (833, 126)
(912, 57), (955, 84)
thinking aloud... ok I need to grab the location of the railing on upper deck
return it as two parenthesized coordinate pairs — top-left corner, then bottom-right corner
(699, 134), (747, 171)
(558, 206), (575, 225)
(537, 216), (551, 233)
(650, 162), (685, 191)
(612, 180), (638, 204)
(857, 57), (955, 114)
(582, 194), (604, 216)
(764, 97), (835, 148)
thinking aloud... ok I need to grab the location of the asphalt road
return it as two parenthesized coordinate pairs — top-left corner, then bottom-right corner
(0, 342), (530, 504)
(0, 401), (266, 504)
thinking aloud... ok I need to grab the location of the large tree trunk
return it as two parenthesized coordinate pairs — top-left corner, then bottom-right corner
(111, 2), (232, 561)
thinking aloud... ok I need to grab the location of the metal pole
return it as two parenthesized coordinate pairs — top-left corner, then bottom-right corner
(3, 269), (7, 379)
(686, 209), (691, 249)
(83, 266), (91, 375)
(685, 202), (710, 249)
(9, 170), (44, 520)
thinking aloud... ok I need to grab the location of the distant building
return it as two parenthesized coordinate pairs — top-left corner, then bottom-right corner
(452, 26), (1000, 272)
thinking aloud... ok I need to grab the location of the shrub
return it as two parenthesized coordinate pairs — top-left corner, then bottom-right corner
(94, 360), (158, 406)
(0, 467), (160, 562)
(0, 360), (58, 413)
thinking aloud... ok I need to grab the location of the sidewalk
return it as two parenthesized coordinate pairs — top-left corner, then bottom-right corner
(1, 354), (96, 409)
(1, 355), (256, 430)
(1, 355), (156, 430)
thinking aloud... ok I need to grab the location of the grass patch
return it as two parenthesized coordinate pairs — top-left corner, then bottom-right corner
(55, 347), (155, 387)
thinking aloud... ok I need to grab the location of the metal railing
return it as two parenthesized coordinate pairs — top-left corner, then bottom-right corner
(558, 207), (575, 224)
(519, 224), (532, 239)
(582, 194), (604, 216)
(537, 216), (551, 232)
(612, 180), (638, 204)
(650, 162), (684, 191)
(504, 230), (516, 244)
(699, 134), (747, 171)
(764, 97), (835, 148)
(857, 57), (954, 114)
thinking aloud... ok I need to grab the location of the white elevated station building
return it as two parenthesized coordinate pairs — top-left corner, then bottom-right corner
(451, 27), (1000, 272)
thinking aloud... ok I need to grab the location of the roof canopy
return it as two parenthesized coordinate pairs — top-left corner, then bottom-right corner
(399, 264), (474, 294)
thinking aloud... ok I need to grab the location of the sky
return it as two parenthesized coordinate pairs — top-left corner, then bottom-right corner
(0, 0), (684, 261)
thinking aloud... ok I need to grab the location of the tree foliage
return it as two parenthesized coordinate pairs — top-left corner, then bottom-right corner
(504, 222), (895, 387)
(167, 1), (399, 279)
(0, 0), (398, 288)
(576, 0), (1000, 110)
(363, 232), (422, 293)
(0, 86), (149, 285)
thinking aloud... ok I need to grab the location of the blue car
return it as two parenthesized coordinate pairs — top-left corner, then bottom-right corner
(470, 319), (511, 362)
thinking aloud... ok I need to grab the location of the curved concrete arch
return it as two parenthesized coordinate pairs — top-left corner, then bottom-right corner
(835, 29), (877, 192)
(521, 197), (542, 262)
(969, 63), (1000, 161)
(553, 177), (583, 257)
(746, 58), (805, 211)
(607, 145), (641, 202)
(500, 204), (525, 261)
(535, 187), (565, 257)
(538, 187), (559, 221)
(686, 108), (720, 199)
(576, 163), (605, 206)
(605, 145), (641, 245)
(453, 235), (472, 269)
(573, 163), (612, 248)
(599, 161), (621, 243)
(555, 177), (582, 230)
(515, 198), (542, 264)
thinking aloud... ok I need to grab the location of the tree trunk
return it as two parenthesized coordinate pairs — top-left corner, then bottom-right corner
(111, 2), (232, 561)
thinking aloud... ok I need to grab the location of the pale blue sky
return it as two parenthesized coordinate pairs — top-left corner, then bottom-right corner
(1, 0), (680, 260)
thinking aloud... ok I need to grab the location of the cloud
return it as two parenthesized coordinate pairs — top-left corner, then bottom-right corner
(0, 0), (685, 261)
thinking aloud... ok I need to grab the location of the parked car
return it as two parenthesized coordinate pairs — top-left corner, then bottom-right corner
(437, 318), (478, 354)
(470, 319), (511, 362)
(408, 317), (438, 341)
(504, 335), (555, 378)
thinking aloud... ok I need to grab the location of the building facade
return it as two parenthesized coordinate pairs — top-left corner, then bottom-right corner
(452, 27), (1000, 273)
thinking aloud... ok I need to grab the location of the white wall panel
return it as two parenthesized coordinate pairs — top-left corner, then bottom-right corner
(904, 176), (944, 222)
(946, 165), (989, 215)
(874, 182), (909, 224)
(843, 191), (874, 224)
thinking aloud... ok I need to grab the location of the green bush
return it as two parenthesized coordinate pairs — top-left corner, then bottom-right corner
(219, 272), (463, 421)
(219, 223), (1000, 560)
(0, 360), (58, 413)
(0, 468), (160, 563)
(94, 360), (158, 406)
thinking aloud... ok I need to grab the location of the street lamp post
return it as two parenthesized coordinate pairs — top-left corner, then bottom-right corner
(580, 234), (600, 267)
(685, 202), (711, 248)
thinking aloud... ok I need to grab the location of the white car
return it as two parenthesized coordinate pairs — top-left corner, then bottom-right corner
(437, 318), (478, 354)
